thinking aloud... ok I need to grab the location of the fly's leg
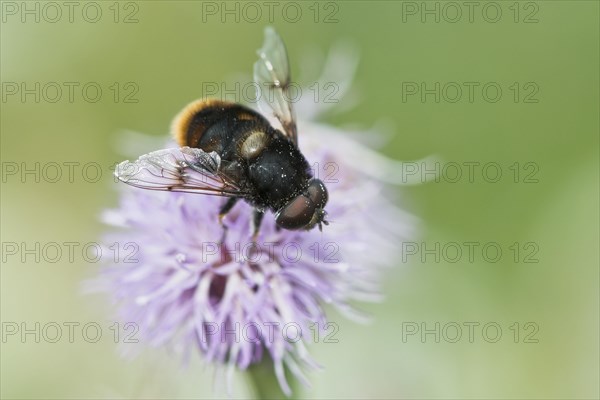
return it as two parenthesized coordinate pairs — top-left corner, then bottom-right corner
(218, 197), (239, 243)
(251, 208), (265, 243)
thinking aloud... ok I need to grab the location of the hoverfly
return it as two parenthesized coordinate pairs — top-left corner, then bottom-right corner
(115, 28), (329, 238)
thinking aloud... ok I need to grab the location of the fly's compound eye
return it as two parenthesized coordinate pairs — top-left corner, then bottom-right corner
(306, 179), (328, 209)
(275, 195), (317, 230)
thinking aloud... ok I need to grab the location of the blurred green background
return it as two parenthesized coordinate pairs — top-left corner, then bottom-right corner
(1, 1), (598, 398)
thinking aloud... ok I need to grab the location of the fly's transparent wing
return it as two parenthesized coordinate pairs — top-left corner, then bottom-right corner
(254, 26), (298, 144)
(114, 147), (246, 196)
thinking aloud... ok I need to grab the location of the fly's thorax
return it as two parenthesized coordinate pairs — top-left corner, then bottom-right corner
(247, 135), (312, 211)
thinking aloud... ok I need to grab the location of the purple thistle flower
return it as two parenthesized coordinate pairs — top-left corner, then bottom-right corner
(93, 40), (419, 396)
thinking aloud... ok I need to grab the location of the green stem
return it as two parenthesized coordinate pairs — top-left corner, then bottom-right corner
(246, 356), (298, 399)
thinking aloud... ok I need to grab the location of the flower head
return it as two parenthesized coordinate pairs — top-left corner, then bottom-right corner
(93, 39), (418, 396)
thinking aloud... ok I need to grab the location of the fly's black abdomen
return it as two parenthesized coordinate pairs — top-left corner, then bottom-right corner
(172, 99), (270, 153)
